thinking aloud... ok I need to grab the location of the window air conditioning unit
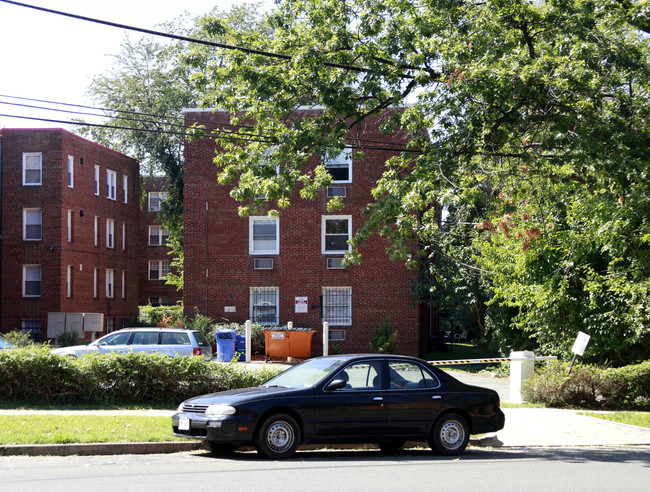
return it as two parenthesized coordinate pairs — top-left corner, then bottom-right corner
(327, 257), (345, 269)
(254, 258), (274, 270)
(327, 186), (346, 198)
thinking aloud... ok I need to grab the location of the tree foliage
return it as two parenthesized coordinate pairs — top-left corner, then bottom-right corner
(185, 0), (650, 365)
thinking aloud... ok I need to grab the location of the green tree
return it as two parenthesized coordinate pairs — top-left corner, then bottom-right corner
(77, 3), (270, 290)
(186, 0), (650, 364)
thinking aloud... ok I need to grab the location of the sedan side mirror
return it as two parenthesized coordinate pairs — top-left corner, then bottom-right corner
(325, 379), (347, 391)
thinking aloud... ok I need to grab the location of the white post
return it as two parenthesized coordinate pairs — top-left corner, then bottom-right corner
(245, 320), (252, 363)
(509, 351), (535, 403)
(323, 322), (329, 356)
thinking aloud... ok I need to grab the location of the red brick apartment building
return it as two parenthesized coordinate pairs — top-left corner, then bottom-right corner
(139, 176), (182, 307)
(183, 109), (429, 356)
(0, 128), (141, 341)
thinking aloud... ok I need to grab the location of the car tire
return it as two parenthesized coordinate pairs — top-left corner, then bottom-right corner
(254, 413), (300, 459)
(201, 440), (237, 455)
(429, 413), (469, 455)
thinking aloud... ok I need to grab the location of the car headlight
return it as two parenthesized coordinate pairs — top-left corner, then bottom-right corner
(205, 404), (236, 416)
(177, 402), (185, 412)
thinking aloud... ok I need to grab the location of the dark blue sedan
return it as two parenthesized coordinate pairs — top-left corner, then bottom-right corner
(172, 354), (505, 459)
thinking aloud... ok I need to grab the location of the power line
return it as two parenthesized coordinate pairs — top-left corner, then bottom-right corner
(0, 0), (412, 78)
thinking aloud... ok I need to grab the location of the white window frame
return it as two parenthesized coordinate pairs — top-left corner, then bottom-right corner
(106, 219), (115, 249)
(121, 270), (126, 299)
(94, 216), (99, 246)
(149, 260), (171, 280)
(23, 208), (42, 241)
(23, 264), (41, 297)
(122, 175), (128, 203)
(106, 170), (117, 200)
(322, 215), (352, 254)
(250, 287), (279, 326)
(324, 147), (352, 183)
(249, 217), (279, 255)
(322, 287), (352, 326)
(93, 268), (99, 298)
(67, 209), (73, 242)
(148, 191), (167, 212)
(106, 269), (114, 298)
(67, 155), (74, 188)
(66, 265), (72, 298)
(94, 165), (100, 196)
(22, 152), (42, 186)
(122, 222), (126, 250)
(148, 226), (170, 246)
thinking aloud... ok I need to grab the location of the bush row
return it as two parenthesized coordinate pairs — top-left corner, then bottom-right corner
(522, 360), (650, 410)
(0, 348), (283, 406)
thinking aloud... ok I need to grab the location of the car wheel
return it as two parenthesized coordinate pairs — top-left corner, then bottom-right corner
(378, 441), (405, 453)
(429, 413), (469, 455)
(254, 413), (300, 459)
(201, 440), (237, 455)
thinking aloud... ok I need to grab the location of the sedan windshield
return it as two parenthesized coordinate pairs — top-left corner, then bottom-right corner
(262, 358), (347, 388)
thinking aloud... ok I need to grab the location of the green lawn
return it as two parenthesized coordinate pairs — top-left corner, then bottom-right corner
(581, 411), (650, 429)
(0, 415), (182, 445)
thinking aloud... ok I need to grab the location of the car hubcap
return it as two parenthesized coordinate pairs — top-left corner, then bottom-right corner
(440, 420), (464, 449)
(266, 421), (294, 452)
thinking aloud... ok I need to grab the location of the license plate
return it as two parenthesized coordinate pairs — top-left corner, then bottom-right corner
(178, 417), (190, 431)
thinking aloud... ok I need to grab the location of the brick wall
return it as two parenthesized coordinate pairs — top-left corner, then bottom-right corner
(183, 110), (424, 356)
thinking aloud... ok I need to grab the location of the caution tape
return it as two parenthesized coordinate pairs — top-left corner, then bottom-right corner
(428, 356), (556, 366)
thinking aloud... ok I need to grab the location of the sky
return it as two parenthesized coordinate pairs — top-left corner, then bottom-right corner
(0, 0), (271, 130)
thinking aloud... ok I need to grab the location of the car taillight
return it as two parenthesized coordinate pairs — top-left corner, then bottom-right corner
(193, 348), (203, 356)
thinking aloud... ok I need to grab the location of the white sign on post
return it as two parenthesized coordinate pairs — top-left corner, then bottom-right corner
(295, 297), (308, 313)
(571, 331), (591, 356)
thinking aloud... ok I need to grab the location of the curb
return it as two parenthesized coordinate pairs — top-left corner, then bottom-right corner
(0, 441), (202, 457)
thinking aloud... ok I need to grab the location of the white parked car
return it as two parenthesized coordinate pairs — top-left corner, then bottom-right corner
(51, 327), (212, 359)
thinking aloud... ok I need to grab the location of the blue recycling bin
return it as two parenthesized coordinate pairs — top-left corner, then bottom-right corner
(235, 335), (246, 361)
(216, 329), (236, 362)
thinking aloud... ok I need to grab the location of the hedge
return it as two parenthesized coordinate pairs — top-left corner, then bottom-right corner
(522, 360), (650, 410)
(0, 347), (283, 406)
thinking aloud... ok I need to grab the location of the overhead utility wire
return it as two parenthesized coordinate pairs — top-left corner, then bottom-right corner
(0, 94), (416, 151)
(0, 0), (403, 77)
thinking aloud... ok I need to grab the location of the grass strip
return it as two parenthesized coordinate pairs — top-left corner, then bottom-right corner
(581, 411), (650, 429)
(0, 415), (182, 445)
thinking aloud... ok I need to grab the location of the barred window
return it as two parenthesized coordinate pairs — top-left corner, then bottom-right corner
(250, 287), (279, 326)
(322, 287), (351, 325)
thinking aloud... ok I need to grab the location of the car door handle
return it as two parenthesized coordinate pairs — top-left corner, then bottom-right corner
(373, 397), (384, 401)
(432, 395), (442, 399)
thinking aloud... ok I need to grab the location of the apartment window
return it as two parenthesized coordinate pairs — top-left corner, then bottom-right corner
(324, 148), (352, 183)
(121, 271), (126, 299)
(106, 219), (115, 248)
(107, 170), (117, 200)
(106, 269), (114, 298)
(149, 226), (170, 246)
(149, 296), (172, 306)
(93, 268), (99, 298)
(67, 209), (73, 242)
(122, 175), (128, 203)
(106, 317), (115, 334)
(21, 319), (42, 343)
(94, 165), (100, 195)
(149, 260), (171, 280)
(322, 216), (352, 253)
(322, 287), (352, 325)
(94, 216), (99, 246)
(122, 223), (126, 250)
(250, 287), (279, 326)
(148, 191), (167, 212)
(250, 217), (279, 255)
(68, 155), (74, 188)
(23, 265), (41, 297)
(66, 265), (72, 298)
(22, 153), (42, 186)
(23, 208), (42, 241)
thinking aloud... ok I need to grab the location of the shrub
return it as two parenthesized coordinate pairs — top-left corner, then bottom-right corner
(138, 304), (184, 327)
(57, 331), (79, 347)
(0, 348), (283, 406)
(2, 330), (39, 348)
(185, 308), (216, 343)
(522, 360), (650, 410)
(369, 317), (397, 354)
